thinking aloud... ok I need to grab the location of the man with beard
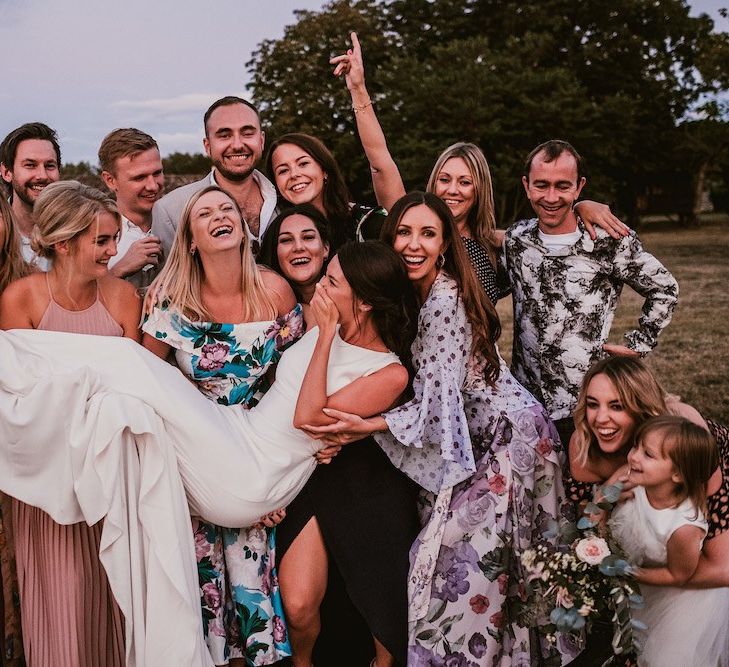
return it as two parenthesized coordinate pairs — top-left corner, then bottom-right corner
(0, 123), (62, 270)
(99, 128), (164, 293)
(152, 96), (277, 257)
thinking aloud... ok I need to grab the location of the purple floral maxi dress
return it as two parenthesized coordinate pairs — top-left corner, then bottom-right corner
(143, 303), (304, 666)
(375, 273), (577, 666)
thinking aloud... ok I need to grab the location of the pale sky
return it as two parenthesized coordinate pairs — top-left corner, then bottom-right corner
(1, 0), (726, 165)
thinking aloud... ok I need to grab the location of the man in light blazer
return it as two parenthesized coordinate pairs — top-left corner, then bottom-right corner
(152, 96), (278, 257)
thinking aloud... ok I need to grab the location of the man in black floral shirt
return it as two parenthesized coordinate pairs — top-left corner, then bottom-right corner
(504, 140), (678, 444)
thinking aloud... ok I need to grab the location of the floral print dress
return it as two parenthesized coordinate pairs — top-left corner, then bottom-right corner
(375, 273), (577, 666)
(143, 303), (304, 666)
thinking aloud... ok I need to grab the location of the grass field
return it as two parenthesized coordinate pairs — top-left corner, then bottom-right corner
(496, 218), (729, 424)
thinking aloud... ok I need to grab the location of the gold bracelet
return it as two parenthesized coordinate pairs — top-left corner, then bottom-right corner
(352, 99), (373, 114)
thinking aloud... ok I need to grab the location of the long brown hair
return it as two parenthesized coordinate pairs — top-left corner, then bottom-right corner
(635, 415), (718, 517)
(149, 186), (276, 322)
(381, 191), (501, 384)
(0, 197), (31, 293)
(573, 357), (668, 466)
(266, 133), (354, 250)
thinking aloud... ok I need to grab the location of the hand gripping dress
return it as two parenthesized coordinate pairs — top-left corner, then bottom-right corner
(374, 272), (577, 666)
(143, 303), (305, 666)
(0, 325), (400, 666)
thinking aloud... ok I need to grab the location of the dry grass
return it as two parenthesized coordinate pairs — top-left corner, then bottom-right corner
(496, 218), (729, 423)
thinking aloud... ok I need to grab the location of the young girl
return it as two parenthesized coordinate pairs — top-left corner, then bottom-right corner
(608, 416), (729, 667)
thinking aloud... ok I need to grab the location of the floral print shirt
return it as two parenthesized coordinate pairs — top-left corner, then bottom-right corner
(143, 303), (304, 406)
(504, 219), (679, 420)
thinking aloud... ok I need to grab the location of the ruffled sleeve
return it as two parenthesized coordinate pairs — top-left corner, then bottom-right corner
(375, 273), (476, 493)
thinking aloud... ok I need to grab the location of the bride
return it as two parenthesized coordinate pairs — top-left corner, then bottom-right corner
(0, 233), (417, 665)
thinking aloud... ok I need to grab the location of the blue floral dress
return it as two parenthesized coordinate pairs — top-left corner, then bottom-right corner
(375, 273), (578, 666)
(143, 303), (304, 666)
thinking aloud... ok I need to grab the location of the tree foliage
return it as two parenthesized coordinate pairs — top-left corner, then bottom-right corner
(246, 0), (729, 223)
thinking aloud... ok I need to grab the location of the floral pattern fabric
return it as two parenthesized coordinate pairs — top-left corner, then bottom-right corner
(143, 303), (304, 665)
(375, 273), (577, 666)
(504, 219), (678, 420)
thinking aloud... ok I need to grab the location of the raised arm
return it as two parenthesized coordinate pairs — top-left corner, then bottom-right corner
(331, 32), (406, 210)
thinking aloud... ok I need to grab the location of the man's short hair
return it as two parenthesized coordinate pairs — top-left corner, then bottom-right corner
(98, 128), (159, 174)
(0, 122), (62, 169)
(203, 96), (260, 136)
(524, 139), (584, 182)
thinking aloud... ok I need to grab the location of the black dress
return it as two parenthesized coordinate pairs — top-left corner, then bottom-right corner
(276, 437), (420, 666)
(461, 236), (510, 304)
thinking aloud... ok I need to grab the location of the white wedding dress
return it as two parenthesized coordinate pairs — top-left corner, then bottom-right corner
(610, 486), (729, 667)
(0, 327), (398, 666)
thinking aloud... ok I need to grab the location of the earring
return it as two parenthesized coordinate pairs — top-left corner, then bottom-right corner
(437, 253), (445, 268)
(190, 245), (196, 255)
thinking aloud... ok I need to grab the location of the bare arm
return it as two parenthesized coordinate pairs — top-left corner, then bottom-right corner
(142, 332), (173, 361)
(293, 284), (407, 428)
(634, 524), (703, 586)
(686, 531), (729, 588)
(331, 32), (406, 210)
(0, 282), (35, 329)
(574, 200), (630, 240)
(109, 280), (143, 343)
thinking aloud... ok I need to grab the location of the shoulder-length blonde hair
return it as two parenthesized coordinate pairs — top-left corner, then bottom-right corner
(573, 357), (667, 467)
(0, 196), (31, 293)
(150, 185), (276, 322)
(426, 142), (498, 261)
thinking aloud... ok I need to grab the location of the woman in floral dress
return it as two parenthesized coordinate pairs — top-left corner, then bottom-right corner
(143, 185), (303, 666)
(305, 193), (577, 666)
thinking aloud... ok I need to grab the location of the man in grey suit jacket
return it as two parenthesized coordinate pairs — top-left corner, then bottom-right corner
(152, 96), (278, 257)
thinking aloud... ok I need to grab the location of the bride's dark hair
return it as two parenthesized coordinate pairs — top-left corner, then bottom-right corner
(337, 240), (419, 378)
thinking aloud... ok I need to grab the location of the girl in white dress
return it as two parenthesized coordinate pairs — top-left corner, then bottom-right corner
(609, 415), (729, 667)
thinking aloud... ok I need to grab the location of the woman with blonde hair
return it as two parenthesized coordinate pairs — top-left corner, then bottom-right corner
(568, 357), (729, 585)
(0, 180), (140, 667)
(332, 32), (628, 303)
(0, 196), (31, 294)
(142, 185), (302, 666)
(0, 194), (29, 666)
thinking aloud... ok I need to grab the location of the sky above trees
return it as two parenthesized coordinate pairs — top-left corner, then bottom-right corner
(0, 0), (726, 164)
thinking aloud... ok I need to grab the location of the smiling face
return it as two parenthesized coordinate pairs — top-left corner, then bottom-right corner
(522, 150), (586, 234)
(392, 204), (446, 295)
(66, 211), (120, 278)
(102, 148), (164, 221)
(585, 373), (638, 456)
(270, 144), (326, 211)
(1, 139), (60, 207)
(188, 190), (244, 256)
(276, 213), (329, 298)
(432, 157), (476, 228)
(204, 103), (264, 182)
(319, 255), (357, 322)
(627, 430), (680, 489)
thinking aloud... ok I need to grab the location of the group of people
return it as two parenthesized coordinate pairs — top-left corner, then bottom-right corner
(0, 32), (726, 667)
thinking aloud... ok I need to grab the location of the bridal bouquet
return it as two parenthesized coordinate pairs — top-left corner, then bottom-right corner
(520, 483), (642, 666)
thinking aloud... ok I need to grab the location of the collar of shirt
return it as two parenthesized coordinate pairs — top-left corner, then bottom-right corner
(523, 216), (595, 255)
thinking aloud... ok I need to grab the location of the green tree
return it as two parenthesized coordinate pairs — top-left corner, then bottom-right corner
(247, 0), (729, 223)
(162, 152), (211, 175)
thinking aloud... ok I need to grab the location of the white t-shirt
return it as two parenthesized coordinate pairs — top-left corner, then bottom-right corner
(537, 229), (582, 251)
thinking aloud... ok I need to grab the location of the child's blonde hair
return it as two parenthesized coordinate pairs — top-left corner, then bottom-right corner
(635, 415), (718, 516)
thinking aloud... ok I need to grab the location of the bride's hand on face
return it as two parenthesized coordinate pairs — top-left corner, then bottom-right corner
(311, 282), (339, 340)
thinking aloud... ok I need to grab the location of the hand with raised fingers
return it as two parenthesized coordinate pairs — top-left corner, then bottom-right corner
(330, 32), (366, 92)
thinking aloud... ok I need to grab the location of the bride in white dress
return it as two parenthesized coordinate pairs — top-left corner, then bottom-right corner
(609, 415), (729, 667)
(0, 237), (417, 666)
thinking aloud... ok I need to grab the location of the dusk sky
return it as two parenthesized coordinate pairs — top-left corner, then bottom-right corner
(1, 0), (726, 164)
